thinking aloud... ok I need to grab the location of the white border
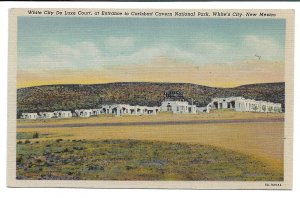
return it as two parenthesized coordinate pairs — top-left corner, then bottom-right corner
(1, 1), (299, 197)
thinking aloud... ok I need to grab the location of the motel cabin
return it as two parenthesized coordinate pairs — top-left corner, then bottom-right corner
(206, 97), (282, 113)
(75, 109), (94, 117)
(101, 104), (160, 116)
(53, 110), (72, 118)
(39, 112), (55, 119)
(161, 100), (197, 114)
(21, 113), (38, 119)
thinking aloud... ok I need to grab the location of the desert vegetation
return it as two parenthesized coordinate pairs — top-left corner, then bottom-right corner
(16, 139), (283, 181)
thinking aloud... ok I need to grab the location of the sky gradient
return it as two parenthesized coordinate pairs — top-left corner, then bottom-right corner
(17, 17), (286, 88)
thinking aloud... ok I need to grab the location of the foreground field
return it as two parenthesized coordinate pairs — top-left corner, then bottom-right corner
(16, 139), (283, 181)
(17, 111), (284, 179)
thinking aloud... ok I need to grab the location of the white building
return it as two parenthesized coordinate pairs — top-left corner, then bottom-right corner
(92, 109), (102, 116)
(53, 110), (72, 118)
(75, 109), (93, 117)
(161, 100), (196, 114)
(196, 107), (207, 113)
(74, 109), (103, 117)
(207, 97), (282, 113)
(39, 112), (55, 119)
(21, 113), (38, 119)
(101, 104), (160, 116)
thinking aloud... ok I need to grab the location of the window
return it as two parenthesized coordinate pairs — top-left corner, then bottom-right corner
(167, 104), (172, 111)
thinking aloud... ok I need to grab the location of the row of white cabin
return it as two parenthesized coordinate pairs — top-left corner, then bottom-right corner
(21, 110), (73, 119)
(20, 96), (282, 119)
(75, 104), (160, 117)
(206, 97), (282, 113)
(20, 104), (161, 119)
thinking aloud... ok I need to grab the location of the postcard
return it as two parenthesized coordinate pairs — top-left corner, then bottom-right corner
(7, 8), (294, 189)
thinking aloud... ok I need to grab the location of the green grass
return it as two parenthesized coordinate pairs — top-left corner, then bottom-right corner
(17, 132), (48, 140)
(16, 139), (283, 181)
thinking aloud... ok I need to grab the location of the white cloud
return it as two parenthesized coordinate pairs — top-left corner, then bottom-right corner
(242, 35), (282, 60)
(191, 36), (284, 63)
(18, 41), (103, 70)
(106, 43), (197, 66)
(19, 36), (284, 72)
(192, 41), (235, 64)
(195, 41), (230, 53)
(105, 41), (253, 67)
(105, 37), (135, 50)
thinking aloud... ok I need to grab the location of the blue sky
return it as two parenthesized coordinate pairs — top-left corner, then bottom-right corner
(17, 17), (286, 87)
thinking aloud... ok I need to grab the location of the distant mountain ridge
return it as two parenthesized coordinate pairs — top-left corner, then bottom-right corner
(17, 82), (285, 117)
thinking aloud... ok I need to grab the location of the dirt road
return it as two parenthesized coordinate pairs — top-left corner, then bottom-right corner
(17, 117), (284, 128)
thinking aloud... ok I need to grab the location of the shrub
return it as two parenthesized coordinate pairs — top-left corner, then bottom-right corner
(16, 156), (23, 163)
(73, 146), (84, 150)
(32, 132), (39, 139)
(56, 139), (63, 143)
(24, 140), (30, 144)
(17, 140), (23, 144)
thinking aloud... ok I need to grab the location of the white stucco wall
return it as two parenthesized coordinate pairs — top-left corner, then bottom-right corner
(161, 101), (196, 114)
(207, 97), (282, 113)
(21, 113), (38, 119)
(101, 104), (159, 116)
(39, 112), (55, 119)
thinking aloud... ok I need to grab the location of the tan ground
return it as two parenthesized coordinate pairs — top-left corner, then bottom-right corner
(17, 111), (284, 172)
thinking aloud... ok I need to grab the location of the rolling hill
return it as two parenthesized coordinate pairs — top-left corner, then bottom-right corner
(17, 82), (285, 117)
